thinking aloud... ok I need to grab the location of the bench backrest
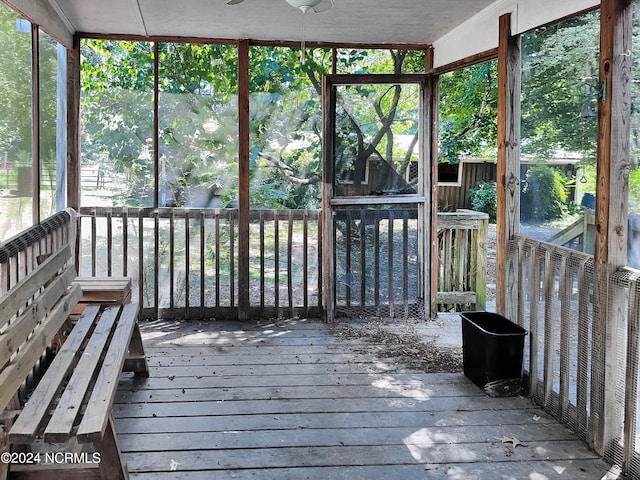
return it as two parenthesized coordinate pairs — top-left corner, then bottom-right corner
(0, 244), (82, 413)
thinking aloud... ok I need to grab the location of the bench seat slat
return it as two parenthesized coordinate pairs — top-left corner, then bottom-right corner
(7, 305), (101, 444)
(0, 266), (78, 368)
(0, 283), (83, 414)
(0, 245), (72, 330)
(77, 303), (140, 442)
(44, 307), (121, 443)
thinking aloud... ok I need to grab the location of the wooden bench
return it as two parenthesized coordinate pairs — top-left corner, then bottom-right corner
(0, 244), (148, 480)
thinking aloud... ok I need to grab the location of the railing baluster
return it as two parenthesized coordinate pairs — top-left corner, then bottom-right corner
(287, 210), (294, 316)
(185, 210), (191, 315)
(229, 210), (235, 309)
(154, 209), (159, 317)
(529, 243), (541, 399)
(260, 210), (265, 314)
(107, 210), (113, 276)
(215, 212), (220, 308)
(388, 209), (394, 318)
(374, 210), (380, 316)
(169, 209), (175, 310)
(360, 210), (366, 307)
(138, 209), (144, 307)
(123, 208), (129, 277)
(577, 257), (591, 438)
(623, 274), (640, 475)
(345, 214), (352, 307)
(200, 210), (205, 316)
(543, 246), (555, 410)
(91, 211), (97, 277)
(274, 210), (279, 312)
(303, 211), (308, 316)
(405, 210), (411, 316)
(559, 252), (571, 422)
(317, 211), (322, 311)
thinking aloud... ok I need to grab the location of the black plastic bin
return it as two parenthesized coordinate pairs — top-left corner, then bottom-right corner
(461, 311), (527, 396)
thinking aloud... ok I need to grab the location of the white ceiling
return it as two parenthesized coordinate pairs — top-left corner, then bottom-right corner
(49, 0), (498, 46)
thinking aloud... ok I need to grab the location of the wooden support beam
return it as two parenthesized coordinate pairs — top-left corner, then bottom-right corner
(66, 34), (81, 210)
(32, 24), (41, 224)
(238, 39), (250, 320)
(153, 42), (159, 208)
(427, 46), (438, 318)
(321, 75), (335, 322)
(496, 14), (520, 317)
(591, 0), (633, 457)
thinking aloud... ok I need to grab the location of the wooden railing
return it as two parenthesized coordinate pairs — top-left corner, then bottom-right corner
(1, 207), (489, 320)
(437, 210), (488, 311)
(76, 207), (322, 320)
(76, 207), (489, 319)
(509, 234), (640, 477)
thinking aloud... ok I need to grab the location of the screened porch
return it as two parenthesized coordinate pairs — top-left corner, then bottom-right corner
(1, 0), (640, 478)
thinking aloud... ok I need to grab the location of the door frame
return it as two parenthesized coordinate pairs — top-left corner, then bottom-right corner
(321, 73), (434, 322)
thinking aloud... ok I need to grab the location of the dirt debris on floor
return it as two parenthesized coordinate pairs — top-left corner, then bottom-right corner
(333, 319), (462, 373)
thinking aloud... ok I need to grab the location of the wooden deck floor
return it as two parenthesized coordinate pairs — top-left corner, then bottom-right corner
(114, 317), (612, 479)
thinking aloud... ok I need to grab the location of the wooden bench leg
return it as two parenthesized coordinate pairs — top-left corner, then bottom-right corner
(0, 431), (8, 480)
(124, 323), (149, 378)
(94, 413), (129, 480)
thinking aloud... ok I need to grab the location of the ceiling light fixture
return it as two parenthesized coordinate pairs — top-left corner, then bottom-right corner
(226, 0), (334, 64)
(284, 0), (322, 65)
(284, 0), (323, 13)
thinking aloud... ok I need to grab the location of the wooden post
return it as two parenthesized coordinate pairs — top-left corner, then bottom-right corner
(238, 39), (250, 320)
(153, 42), (159, 208)
(31, 24), (40, 224)
(322, 75), (335, 322)
(591, 0), (632, 456)
(427, 46), (438, 318)
(66, 33), (81, 210)
(496, 14), (521, 318)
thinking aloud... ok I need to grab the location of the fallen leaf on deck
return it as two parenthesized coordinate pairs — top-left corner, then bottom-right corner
(495, 436), (526, 448)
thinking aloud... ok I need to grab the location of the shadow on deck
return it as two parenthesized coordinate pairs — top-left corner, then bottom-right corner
(114, 316), (611, 479)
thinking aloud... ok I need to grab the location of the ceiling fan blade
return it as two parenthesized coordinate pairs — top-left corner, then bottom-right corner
(312, 0), (334, 13)
(226, 0), (245, 5)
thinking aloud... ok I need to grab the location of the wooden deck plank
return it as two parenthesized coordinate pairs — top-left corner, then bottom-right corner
(115, 395), (535, 418)
(115, 383), (485, 404)
(124, 442), (601, 471)
(114, 318), (610, 479)
(115, 409), (558, 435)
(140, 362), (447, 377)
(117, 372), (486, 390)
(117, 423), (586, 452)
(123, 461), (612, 480)
(143, 352), (398, 366)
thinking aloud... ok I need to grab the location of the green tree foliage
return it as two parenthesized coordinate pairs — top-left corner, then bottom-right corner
(80, 43), (425, 209)
(81, 41), (155, 205)
(521, 12), (600, 159)
(0, 6), (32, 161)
(439, 61), (498, 164)
(521, 164), (568, 221)
(468, 181), (497, 223)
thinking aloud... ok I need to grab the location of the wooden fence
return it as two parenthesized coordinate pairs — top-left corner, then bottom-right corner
(437, 210), (488, 311)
